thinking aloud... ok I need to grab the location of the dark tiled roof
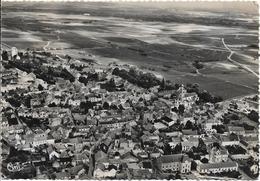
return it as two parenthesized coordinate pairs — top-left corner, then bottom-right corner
(142, 161), (152, 169)
(158, 154), (190, 164)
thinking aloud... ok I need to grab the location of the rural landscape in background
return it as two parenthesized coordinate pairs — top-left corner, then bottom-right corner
(2, 2), (259, 99)
(1, 1), (259, 180)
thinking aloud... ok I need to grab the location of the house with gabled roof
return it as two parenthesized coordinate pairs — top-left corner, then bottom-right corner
(197, 161), (238, 174)
(228, 126), (245, 135)
(157, 154), (191, 173)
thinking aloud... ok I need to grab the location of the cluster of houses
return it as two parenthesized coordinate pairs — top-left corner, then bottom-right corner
(1, 49), (259, 179)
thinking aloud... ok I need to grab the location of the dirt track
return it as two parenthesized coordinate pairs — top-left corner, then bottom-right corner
(222, 38), (259, 78)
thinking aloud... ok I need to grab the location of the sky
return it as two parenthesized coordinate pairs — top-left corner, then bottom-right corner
(2, 0), (259, 15)
(119, 1), (259, 15)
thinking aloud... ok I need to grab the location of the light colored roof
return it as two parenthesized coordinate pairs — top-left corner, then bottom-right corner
(219, 149), (229, 155)
(199, 161), (238, 170)
(96, 163), (106, 171)
(74, 153), (88, 160)
(55, 172), (70, 179)
(127, 163), (140, 169)
(182, 140), (198, 147)
(171, 137), (181, 142)
(228, 126), (245, 132)
(220, 135), (231, 142)
(183, 92), (197, 98)
(240, 136), (258, 142)
(245, 129), (257, 134)
(68, 165), (84, 175)
(154, 122), (167, 130)
(203, 137), (217, 143)
(60, 151), (70, 158)
(182, 129), (198, 135)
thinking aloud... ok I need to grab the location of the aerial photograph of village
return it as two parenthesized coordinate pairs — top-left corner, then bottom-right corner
(1, 1), (259, 180)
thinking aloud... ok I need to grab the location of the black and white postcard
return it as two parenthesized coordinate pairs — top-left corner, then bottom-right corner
(1, 1), (259, 180)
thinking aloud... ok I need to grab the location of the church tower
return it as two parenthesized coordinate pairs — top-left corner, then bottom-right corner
(178, 84), (186, 102)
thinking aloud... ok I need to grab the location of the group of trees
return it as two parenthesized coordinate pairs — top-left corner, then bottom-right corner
(103, 102), (110, 110)
(19, 116), (49, 129)
(3, 107), (18, 125)
(79, 101), (96, 113)
(167, 172), (181, 180)
(79, 72), (100, 85)
(9, 58), (75, 84)
(243, 165), (259, 179)
(192, 60), (204, 69)
(242, 157), (259, 179)
(70, 64), (84, 71)
(171, 104), (185, 115)
(78, 76), (88, 85)
(197, 91), (223, 103)
(84, 72), (99, 81)
(201, 157), (209, 163)
(194, 139), (208, 154)
(60, 68), (75, 82)
(5, 91), (22, 108)
(112, 67), (161, 89)
(1, 50), (25, 61)
(206, 170), (241, 178)
(186, 139), (208, 159)
(247, 110), (259, 123)
(36, 72), (56, 84)
(186, 84), (223, 103)
(163, 143), (182, 155)
(2, 50), (9, 60)
(222, 113), (239, 124)
(47, 67), (75, 83)
(9, 59), (38, 73)
(251, 95), (258, 102)
(48, 102), (57, 107)
(187, 151), (201, 160)
(6, 97), (21, 108)
(112, 67), (224, 103)
(100, 78), (117, 92)
(22, 95), (32, 108)
(212, 124), (226, 134)
(38, 84), (44, 91)
(79, 76), (88, 85)
(248, 44), (259, 49)
(78, 99), (119, 114)
(240, 123), (254, 130)
(183, 120), (198, 130)
(158, 78), (179, 91)
(225, 145), (247, 155)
